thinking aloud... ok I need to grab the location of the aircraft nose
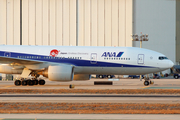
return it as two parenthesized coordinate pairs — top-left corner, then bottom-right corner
(168, 60), (174, 68)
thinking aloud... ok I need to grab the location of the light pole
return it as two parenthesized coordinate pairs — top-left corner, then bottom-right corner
(131, 33), (149, 80)
(131, 34), (149, 48)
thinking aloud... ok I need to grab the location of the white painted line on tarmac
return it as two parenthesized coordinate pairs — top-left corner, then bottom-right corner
(108, 79), (119, 81)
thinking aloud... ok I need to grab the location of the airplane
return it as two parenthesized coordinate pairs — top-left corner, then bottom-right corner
(0, 45), (174, 86)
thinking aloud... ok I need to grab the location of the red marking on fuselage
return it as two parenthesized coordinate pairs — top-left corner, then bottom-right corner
(50, 49), (60, 57)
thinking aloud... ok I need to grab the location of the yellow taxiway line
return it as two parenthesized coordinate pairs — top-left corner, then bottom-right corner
(141, 86), (150, 89)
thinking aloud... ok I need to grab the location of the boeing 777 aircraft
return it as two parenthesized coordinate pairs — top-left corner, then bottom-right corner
(0, 45), (174, 86)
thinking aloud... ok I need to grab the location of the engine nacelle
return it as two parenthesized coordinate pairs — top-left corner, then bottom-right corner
(73, 74), (91, 81)
(43, 65), (74, 81)
(0, 64), (22, 74)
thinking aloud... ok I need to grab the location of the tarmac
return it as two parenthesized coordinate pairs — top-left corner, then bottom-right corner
(0, 76), (180, 119)
(0, 76), (180, 90)
(0, 94), (180, 103)
(0, 114), (180, 120)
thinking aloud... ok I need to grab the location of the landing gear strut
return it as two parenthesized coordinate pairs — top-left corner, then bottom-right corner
(14, 79), (45, 86)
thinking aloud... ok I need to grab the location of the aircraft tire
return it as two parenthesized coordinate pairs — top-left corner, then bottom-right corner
(14, 80), (21, 86)
(175, 75), (179, 79)
(27, 79), (32, 86)
(22, 80), (27, 86)
(150, 80), (154, 84)
(28, 80), (34, 86)
(144, 81), (149, 86)
(33, 79), (38, 85)
(39, 79), (45, 85)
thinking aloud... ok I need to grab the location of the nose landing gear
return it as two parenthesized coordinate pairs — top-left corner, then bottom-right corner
(143, 77), (154, 86)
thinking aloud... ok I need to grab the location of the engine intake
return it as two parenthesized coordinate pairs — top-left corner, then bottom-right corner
(42, 65), (74, 81)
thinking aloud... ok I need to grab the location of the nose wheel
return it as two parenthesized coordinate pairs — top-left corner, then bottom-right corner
(144, 81), (149, 86)
(143, 77), (154, 86)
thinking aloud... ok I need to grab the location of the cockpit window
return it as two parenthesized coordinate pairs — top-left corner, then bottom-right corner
(159, 56), (168, 60)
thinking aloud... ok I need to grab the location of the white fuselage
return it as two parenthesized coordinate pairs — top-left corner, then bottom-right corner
(0, 45), (174, 75)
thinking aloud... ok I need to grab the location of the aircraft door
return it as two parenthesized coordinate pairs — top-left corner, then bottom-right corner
(90, 53), (97, 64)
(138, 54), (144, 64)
(4, 52), (11, 57)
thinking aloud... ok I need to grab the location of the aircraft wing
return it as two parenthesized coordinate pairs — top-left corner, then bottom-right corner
(0, 56), (43, 65)
(0, 56), (73, 71)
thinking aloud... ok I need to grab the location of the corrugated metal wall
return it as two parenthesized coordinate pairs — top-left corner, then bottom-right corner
(22, 0), (76, 46)
(78, 0), (132, 47)
(0, 0), (20, 45)
(0, 0), (132, 47)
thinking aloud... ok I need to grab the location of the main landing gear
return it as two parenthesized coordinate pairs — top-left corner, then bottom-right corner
(14, 79), (45, 86)
(143, 77), (154, 86)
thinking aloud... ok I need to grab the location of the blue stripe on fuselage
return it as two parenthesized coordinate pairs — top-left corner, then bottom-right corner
(116, 52), (124, 57)
(0, 51), (155, 68)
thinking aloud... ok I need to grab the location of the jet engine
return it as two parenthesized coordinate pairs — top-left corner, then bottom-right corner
(41, 65), (74, 81)
(0, 64), (22, 74)
(73, 74), (91, 81)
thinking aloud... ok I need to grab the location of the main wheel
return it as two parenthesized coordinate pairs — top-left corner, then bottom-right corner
(22, 80), (27, 86)
(27, 79), (31, 85)
(38, 79), (45, 85)
(27, 80), (34, 86)
(144, 81), (149, 86)
(14, 80), (21, 86)
(33, 79), (38, 85)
